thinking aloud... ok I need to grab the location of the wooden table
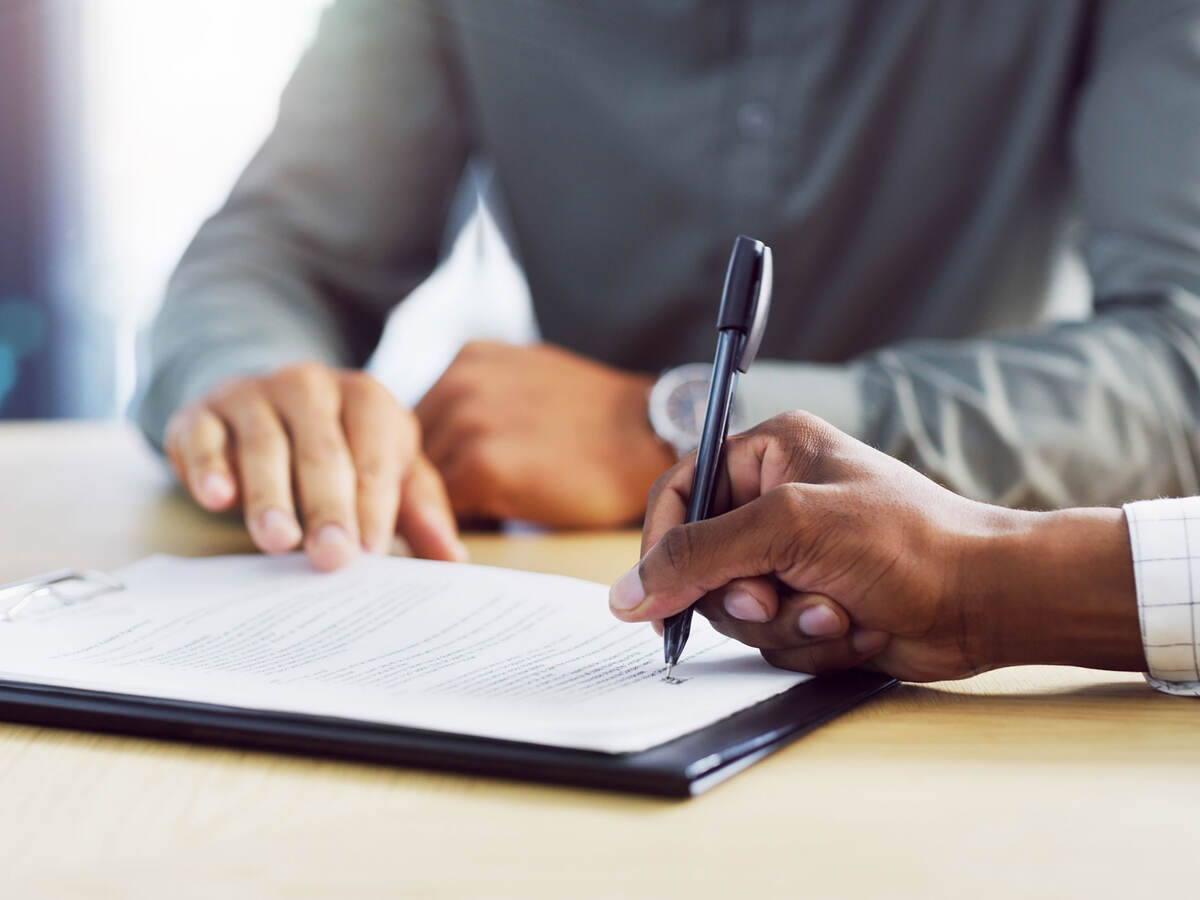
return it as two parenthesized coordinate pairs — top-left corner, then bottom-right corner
(1, 421), (1197, 898)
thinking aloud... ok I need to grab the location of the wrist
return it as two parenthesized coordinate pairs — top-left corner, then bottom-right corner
(623, 373), (678, 517)
(965, 506), (1145, 672)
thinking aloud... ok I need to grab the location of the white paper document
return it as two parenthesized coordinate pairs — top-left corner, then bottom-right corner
(0, 554), (809, 753)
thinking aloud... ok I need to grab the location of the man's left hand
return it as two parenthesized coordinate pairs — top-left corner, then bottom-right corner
(416, 341), (676, 526)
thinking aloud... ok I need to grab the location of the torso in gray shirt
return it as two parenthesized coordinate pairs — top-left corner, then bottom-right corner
(142, 0), (1200, 507)
(455, 1), (1082, 368)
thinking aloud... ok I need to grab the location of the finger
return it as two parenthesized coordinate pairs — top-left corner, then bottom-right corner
(209, 392), (303, 554)
(270, 373), (360, 572)
(638, 456), (735, 558)
(724, 413), (835, 505)
(340, 373), (407, 555)
(639, 416), (843, 558)
(640, 458), (694, 557)
(761, 628), (890, 677)
(167, 405), (237, 511)
(652, 619), (664, 637)
(640, 427), (791, 557)
(702, 576), (781, 624)
(699, 591), (851, 650)
(611, 484), (816, 621)
(164, 417), (187, 486)
(398, 454), (468, 562)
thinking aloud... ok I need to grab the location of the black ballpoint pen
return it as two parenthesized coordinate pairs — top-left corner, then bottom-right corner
(663, 235), (773, 678)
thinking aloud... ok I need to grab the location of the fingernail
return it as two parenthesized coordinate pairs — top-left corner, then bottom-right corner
(852, 629), (889, 654)
(427, 513), (468, 562)
(256, 508), (302, 550)
(363, 534), (393, 556)
(200, 472), (234, 506)
(798, 605), (842, 637)
(724, 589), (769, 622)
(308, 523), (358, 568)
(609, 567), (646, 611)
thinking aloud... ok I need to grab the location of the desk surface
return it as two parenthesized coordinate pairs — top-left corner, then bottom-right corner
(1, 421), (1197, 898)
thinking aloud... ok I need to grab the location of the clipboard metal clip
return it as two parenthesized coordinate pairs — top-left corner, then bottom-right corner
(0, 569), (125, 623)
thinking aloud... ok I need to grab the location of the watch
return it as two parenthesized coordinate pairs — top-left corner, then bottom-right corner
(648, 362), (744, 458)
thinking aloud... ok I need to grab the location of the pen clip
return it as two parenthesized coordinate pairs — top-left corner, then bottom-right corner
(716, 236), (773, 373)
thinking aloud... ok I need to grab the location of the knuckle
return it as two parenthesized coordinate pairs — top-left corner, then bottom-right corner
(779, 411), (838, 480)
(767, 482), (808, 520)
(183, 418), (227, 461)
(658, 524), (694, 573)
(189, 447), (223, 471)
(273, 361), (334, 396)
(761, 485), (814, 570)
(354, 454), (391, 487)
(775, 409), (820, 434)
(342, 370), (389, 404)
(241, 481), (285, 513)
(233, 416), (281, 455)
(295, 431), (345, 469)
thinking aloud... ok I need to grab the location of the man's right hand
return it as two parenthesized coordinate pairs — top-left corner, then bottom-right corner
(608, 411), (1144, 681)
(164, 363), (467, 571)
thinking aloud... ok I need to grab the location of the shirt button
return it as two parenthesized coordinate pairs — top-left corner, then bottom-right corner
(737, 101), (774, 140)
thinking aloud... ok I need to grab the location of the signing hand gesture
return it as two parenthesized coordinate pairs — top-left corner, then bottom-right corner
(608, 412), (1027, 681)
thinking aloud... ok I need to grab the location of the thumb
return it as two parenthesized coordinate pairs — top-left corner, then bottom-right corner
(609, 484), (814, 621)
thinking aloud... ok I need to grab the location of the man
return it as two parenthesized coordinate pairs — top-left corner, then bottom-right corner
(609, 410), (1198, 695)
(137, 1), (1200, 571)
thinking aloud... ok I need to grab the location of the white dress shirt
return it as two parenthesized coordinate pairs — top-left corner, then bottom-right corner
(1124, 498), (1200, 696)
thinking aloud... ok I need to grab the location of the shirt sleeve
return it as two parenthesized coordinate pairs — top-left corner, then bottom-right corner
(133, 0), (471, 448)
(1124, 497), (1200, 696)
(738, 2), (1200, 510)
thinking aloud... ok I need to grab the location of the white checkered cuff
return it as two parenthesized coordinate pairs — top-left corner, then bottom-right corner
(1124, 497), (1200, 695)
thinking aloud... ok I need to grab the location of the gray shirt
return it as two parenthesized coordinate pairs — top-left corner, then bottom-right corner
(137, 0), (1200, 508)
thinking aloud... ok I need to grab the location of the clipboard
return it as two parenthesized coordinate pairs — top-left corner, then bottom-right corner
(0, 569), (896, 797)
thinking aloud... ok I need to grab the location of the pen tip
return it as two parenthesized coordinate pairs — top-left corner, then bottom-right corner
(665, 662), (674, 680)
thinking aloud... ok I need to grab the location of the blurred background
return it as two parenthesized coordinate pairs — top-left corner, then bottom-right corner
(0, 0), (536, 421)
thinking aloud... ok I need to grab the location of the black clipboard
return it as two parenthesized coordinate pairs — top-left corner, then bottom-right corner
(0, 669), (894, 797)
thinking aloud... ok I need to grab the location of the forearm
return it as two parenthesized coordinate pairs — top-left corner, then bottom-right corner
(741, 295), (1200, 511)
(965, 506), (1145, 672)
(135, 0), (471, 446)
